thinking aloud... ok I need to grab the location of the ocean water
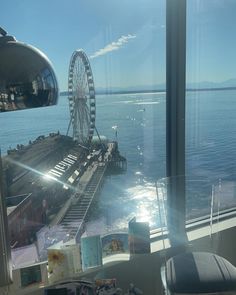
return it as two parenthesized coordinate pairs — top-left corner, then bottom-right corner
(1, 90), (236, 231)
(186, 90), (236, 218)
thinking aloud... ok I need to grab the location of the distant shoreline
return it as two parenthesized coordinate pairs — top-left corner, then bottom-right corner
(60, 86), (236, 96)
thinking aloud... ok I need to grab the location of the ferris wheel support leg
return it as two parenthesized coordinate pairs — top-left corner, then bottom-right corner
(66, 115), (73, 136)
(95, 126), (102, 144)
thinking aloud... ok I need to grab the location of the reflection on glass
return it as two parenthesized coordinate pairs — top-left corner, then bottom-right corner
(0, 36), (58, 112)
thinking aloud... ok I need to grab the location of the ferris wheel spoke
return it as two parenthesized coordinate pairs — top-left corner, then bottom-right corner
(80, 109), (87, 141)
(79, 66), (87, 94)
(77, 69), (86, 98)
(78, 61), (85, 90)
(82, 101), (89, 126)
(79, 102), (87, 141)
(80, 67), (86, 87)
(84, 104), (90, 133)
(72, 74), (78, 96)
(74, 64), (81, 93)
(81, 72), (88, 95)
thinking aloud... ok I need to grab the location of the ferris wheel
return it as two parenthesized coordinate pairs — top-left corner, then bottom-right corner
(67, 49), (96, 145)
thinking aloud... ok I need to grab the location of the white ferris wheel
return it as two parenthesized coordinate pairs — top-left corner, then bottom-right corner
(67, 49), (96, 145)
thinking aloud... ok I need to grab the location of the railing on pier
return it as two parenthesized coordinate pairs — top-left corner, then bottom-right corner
(59, 163), (107, 240)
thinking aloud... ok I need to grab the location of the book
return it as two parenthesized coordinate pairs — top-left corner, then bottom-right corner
(101, 233), (129, 258)
(128, 220), (151, 254)
(47, 244), (82, 283)
(20, 264), (42, 287)
(80, 234), (103, 270)
(61, 244), (83, 275)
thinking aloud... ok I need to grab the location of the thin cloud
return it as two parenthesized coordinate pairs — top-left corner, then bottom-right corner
(90, 34), (136, 59)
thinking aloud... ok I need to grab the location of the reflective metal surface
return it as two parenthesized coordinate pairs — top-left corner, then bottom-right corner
(0, 34), (58, 112)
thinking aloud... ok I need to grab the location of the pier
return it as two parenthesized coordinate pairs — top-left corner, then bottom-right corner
(4, 137), (126, 248)
(52, 142), (127, 241)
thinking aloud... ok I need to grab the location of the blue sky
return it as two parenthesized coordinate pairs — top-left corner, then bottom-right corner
(187, 0), (236, 85)
(1, 0), (236, 91)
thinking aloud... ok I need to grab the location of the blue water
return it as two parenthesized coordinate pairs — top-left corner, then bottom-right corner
(1, 90), (236, 231)
(185, 90), (236, 218)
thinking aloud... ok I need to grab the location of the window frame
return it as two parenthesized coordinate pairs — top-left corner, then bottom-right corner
(166, 0), (187, 247)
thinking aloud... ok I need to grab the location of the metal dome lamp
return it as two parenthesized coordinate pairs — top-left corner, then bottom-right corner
(0, 27), (58, 112)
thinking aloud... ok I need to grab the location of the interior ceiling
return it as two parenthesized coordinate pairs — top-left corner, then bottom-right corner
(0, 42), (48, 84)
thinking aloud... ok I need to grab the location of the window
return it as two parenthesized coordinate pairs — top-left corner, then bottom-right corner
(3, 0), (236, 294)
(186, 0), (236, 221)
(0, 0), (166, 290)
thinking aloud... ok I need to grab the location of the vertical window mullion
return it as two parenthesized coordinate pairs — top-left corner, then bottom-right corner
(166, 0), (187, 247)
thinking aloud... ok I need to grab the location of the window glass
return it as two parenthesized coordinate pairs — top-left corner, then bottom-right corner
(0, 0), (166, 287)
(186, 0), (236, 221)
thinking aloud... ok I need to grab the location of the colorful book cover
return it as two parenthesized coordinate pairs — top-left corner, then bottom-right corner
(128, 220), (151, 254)
(101, 233), (129, 258)
(80, 234), (103, 270)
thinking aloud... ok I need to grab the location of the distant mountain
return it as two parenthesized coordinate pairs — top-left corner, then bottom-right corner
(218, 78), (236, 88)
(187, 81), (218, 89)
(60, 79), (236, 96)
(187, 79), (236, 89)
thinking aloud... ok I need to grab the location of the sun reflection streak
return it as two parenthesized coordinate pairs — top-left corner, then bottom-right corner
(6, 158), (75, 190)
(126, 183), (160, 226)
(43, 173), (57, 181)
